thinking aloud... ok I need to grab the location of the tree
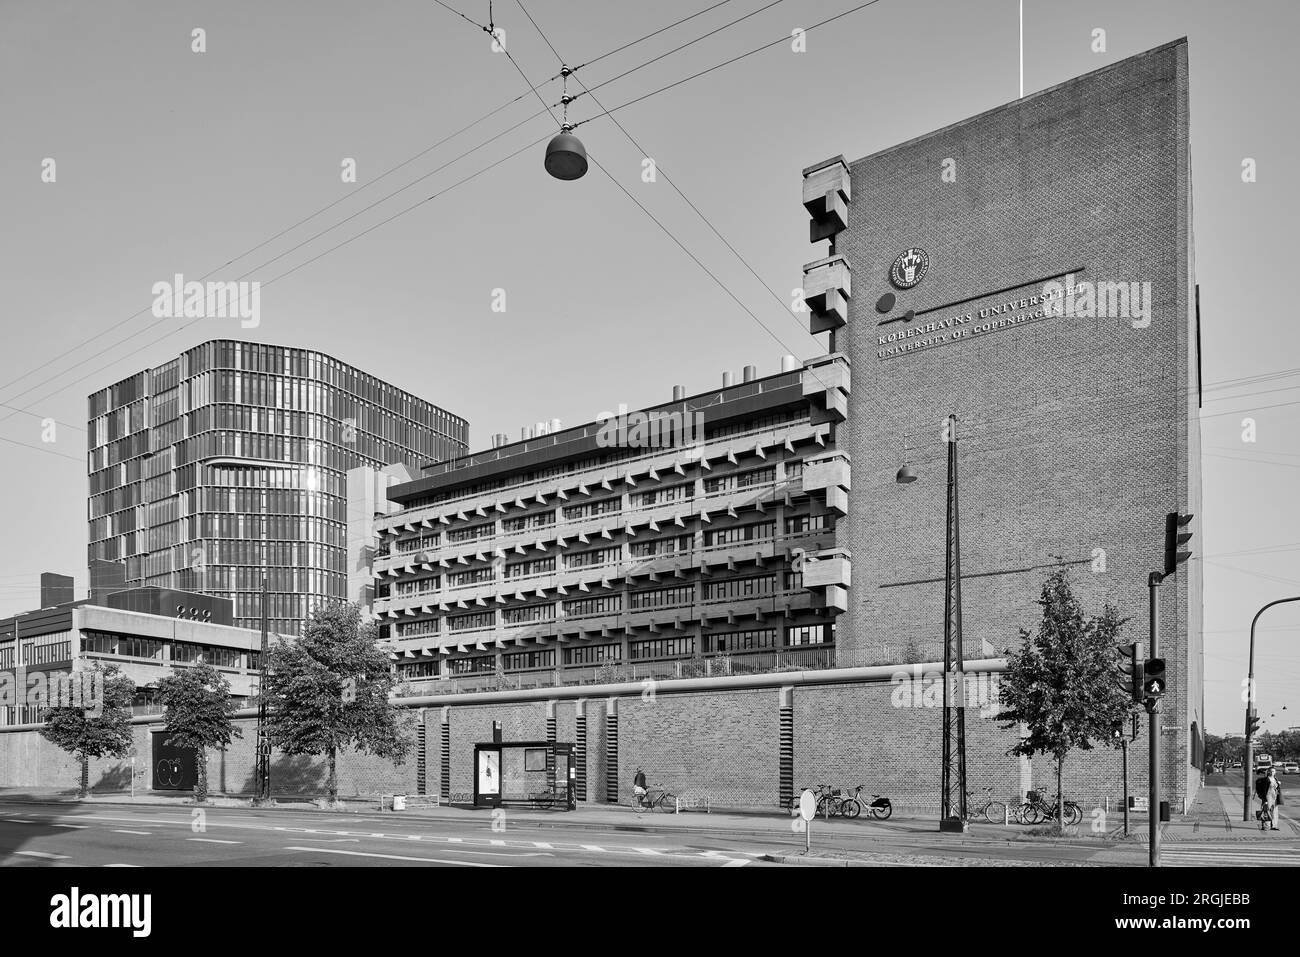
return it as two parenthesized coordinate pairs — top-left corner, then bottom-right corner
(996, 568), (1134, 830)
(40, 664), (135, 798)
(156, 661), (242, 803)
(264, 603), (412, 804)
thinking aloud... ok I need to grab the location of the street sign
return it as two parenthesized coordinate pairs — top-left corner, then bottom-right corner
(1128, 796), (1149, 812)
(798, 789), (816, 822)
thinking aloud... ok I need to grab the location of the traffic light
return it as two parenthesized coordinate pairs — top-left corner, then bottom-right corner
(1130, 712), (1140, 740)
(1143, 657), (1167, 697)
(1164, 511), (1194, 577)
(1246, 711), (1261, 738)
(1116, 642), (1145, 703)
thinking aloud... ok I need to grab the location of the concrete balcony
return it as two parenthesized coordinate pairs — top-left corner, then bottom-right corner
(801, 547), (851, 613)
(802, 155), (850, 243)
(801, 450), (851, 516)
(803, 255), (851, 333)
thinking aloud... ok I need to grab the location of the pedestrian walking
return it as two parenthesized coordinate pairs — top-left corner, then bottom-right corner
(1255, 766), (1283, 831)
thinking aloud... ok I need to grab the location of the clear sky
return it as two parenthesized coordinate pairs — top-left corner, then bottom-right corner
(2, 0), (1298, 735)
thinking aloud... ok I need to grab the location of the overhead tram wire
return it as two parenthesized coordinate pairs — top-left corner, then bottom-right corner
(0, 0), (788, 413)
(512, 0), (886, 414)
(566, 0), (886, 129)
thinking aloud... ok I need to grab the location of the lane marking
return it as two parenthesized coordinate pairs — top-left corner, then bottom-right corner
(15, 850), (70, 860)
(722, 858), (750, 867)
(105, 864), (140, 867)
(113, 829), (151, 836)
(284, 846), (502, 867)
(53, 824), (89, 829)
(188, 838), (241, 845)
(4, 819), (37, 824)
(581, 844), (606, 852)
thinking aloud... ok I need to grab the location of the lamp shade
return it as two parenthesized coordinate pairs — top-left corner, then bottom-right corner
(545, 130), (588, 180)
(895, 465), (918, 484)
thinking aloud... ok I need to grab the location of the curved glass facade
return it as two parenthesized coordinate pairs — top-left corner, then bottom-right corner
(88, 340), (467, 634)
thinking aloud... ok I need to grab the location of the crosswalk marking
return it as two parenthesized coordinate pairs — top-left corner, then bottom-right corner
(1165, 844), (1300, 867)
(283, 846), (501, 867)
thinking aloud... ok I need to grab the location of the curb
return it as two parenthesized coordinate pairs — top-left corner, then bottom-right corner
(760, 854), (869, 866)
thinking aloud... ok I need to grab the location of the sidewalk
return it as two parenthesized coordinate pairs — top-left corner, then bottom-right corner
(1160, 780), (1300, 842)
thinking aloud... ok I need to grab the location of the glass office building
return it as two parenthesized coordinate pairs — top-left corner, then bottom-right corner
(88, 341), (467, 634)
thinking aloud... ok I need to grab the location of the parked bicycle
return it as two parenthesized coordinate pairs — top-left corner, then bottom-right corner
(964, 785), (1018, 824)
(1020, 788), (1082, 826)
(840, 785), (892, 820)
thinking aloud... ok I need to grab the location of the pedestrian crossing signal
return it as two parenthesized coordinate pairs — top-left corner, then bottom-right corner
(1143, 658), (1166, 697)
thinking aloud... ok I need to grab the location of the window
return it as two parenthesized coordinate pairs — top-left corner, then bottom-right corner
(447, 611), (494, 632)
(447, 655), (496, 675)
(395, 533), (441, 553)
(788, 623), (833, 646)
(399, 661), (440, 679)
(705, 522), (775, 547)
(784, 459), (805, 480)
(629, 585), (694, 610)
(447, 567), (494, 587)
(704, 467), (775, 495)
(629, 637), (695, 660)
(505, 557), (555, 579)
(502, 603), (556, 625)
(704, 575), (777, 601)
(630, 483), (694, 508)
(27, 641), (72, 666)
(707, 629), (777, 653)
(562, 498), (620, 521)
(629, 535), (692, 558)
(396, 619), (440, 637)
(446, 522), (494, 543)
(562, 595), (621, 618)
(784, 513), (829, 534)
(396, 576), (440, 596)
(563, 643), (622, 665)
(173, 644), (241, 668)
(564, 546), (619, 570)
(503, 511), (555, 533)
(503, 650), (555, 671)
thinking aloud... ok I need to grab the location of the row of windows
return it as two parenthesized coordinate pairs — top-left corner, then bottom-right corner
(396, 576), (440, 597)
(502, 604), (556, 625)
(502, 511), (555, 533)
(447, 568), (494, 587)
(396, 619), (440, 638)
(562, 595), (622, 617)
(562, 498), (620, 521)
(630, 637), (695, 660)
(446, 522), (494, 543)
(502, 650), (554, 671)
(395, 533), (441, 554)
(704, 466), (775, 495)
(629, 585), (694, 610)
(705, 521), (775, 547)
(629, 535), (693, 558)
(447, 612), (494, 632)
(505, 557), (554, 579)
(564, 546), (620, 570)
(563, 643), (622, 665)
(629, 483), (694, 508)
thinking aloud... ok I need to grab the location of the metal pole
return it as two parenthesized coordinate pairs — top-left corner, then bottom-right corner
(940, 414), (967, 830)
(254, 576), (271, 803)
(1243, 595), (1300, 821)
(1122, 737), (1129, 837)
(1147, 572), (1162, 867)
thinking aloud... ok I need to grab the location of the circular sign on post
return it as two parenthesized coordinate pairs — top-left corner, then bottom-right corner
(798, 789), (817, 822)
